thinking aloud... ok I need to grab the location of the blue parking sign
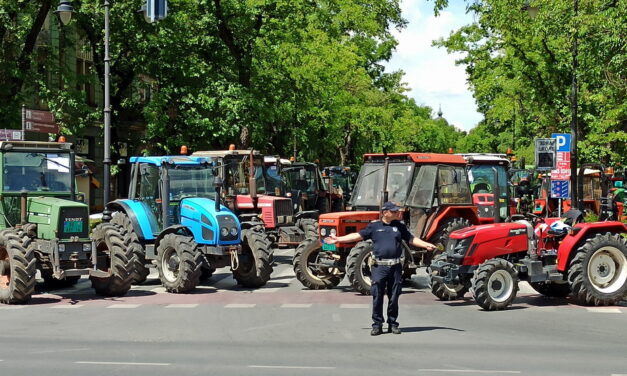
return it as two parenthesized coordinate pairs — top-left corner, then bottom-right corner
(551, 133), (571, 152)
(551, 180), (570, 199)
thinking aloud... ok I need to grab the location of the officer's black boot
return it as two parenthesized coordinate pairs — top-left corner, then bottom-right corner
(371, 327), (383, 336)
(388, 325), (401, 334)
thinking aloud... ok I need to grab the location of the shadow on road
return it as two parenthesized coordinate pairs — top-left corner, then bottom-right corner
(393, 326), (465, 333)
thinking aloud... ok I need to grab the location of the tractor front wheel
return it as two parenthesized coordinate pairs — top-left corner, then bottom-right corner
(111, 211), (150, 284)
(156, 234), (203, 293)
(430, 254), (469, 301)
(346, 241), (374, 295)
(90, 223), (134, 297)
(293, 238), (344, 289)
(428, 218), (471, 265)
(297, 218), (318, 240)
(232, 228), (273, 288)
(471, 258), (518, 311)
(567, 232), (627, 306)
(0, 231), (36, 304)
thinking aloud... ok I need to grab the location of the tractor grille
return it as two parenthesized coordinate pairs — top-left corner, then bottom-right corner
(274, 199), (294, 217)
(57, 207), (89, 239)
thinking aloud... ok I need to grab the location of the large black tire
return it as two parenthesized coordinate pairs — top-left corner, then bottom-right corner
(530, 281), (571, 297)
(0, 231), (36, 304)
(233, 228), (273, 288)
(293, 238), (344, 289)
(199, 266), (217, 281)
(111, 212), (150, 284)
(471, 258), (518, 311)
(297, 218), (318, 239)
(430, 254), (470, 300)
(156, 233), (203, 293)
(428, 217), (471, 265)
(346, 241), (374, 295)
(89, 223), (134, 297)
(567, 232), (627, 306)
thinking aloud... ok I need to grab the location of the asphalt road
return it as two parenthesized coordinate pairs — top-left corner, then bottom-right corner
(1, 248), (626, 376)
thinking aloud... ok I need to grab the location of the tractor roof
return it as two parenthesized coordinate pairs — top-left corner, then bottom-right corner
(192, 150), (261, 158)
(129, 156), (211, 166)
(0, 140), (72, 152)
(459, 153), (510, 166)
(362, 152), (467, 165)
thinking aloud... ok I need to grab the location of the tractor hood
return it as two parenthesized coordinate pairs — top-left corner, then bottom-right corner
(449, 222), (528, 241)
(27, 196), (89, 240)
(318, 211), (379, 225)
(180, 197), (240, 245)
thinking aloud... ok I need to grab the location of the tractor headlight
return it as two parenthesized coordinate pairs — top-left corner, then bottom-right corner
(221, 227), (229, 237)
(330, 228), (337, 236)
(82, 243), (91, 252)
(320, 228), (327, 236)
(230, 227), (238, 236)
(58, 243), (65, 252)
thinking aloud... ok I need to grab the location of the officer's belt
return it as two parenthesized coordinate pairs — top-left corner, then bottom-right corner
(374, 258), (401, 266)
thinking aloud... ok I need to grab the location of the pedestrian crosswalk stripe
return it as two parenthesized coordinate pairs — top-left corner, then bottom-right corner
(150, 287), (167, 293)
(165, 304), (198, 308)
(339, 304), (369, 309)
(51, 305), (83, 309)
(225, 304), (256, 308)
(0, 306), (27, 310)
(252, 288), (281, 293)
(106, 304), (141, 309)
(281, 304), (312, 308)
(586, 307), (622, 313)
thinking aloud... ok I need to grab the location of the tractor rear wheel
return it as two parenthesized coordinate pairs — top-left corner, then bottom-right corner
(200, 266), (217, 281)
(0, 231), (36, 304)
(297, 218), (318, 239)
(90, 223), (134, 297)
(530, 281), (571, 297)
(430, 254), (469, 300)
(567, 232), (627, 306)
(293, 238), (344, 289)
(346, 241), (374, 295)
(428, 218), (471, 265)
(112, 212), (150, 284)
(233, 228), (273, 288)
(471, 258), (518, 311)
(156, 234), (203, 293)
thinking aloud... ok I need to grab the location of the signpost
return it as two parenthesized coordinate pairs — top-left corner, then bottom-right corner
(0, 129), (24, 141)
(21, 107), (59, 136)
(535, 138), (556, 170)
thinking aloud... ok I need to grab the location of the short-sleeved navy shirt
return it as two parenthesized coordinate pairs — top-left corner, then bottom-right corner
(358, 220), (414, 259)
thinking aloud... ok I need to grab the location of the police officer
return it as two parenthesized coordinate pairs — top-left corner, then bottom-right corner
(326, 201), (436, 336)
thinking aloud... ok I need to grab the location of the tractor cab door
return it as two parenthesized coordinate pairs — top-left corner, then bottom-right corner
(136, 163), (164, 232)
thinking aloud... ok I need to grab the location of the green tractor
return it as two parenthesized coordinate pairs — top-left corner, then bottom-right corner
(0, 141), (133, 304)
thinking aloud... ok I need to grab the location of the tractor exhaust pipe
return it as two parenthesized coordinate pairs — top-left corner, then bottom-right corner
(379, 156), (390, 219)
(214, 177), (223, 212)
(492, 166), (501, 223)
(248, 149), (257, 202)
(20, 189), (28, 225)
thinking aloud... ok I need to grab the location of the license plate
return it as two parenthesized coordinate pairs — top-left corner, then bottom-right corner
(63, 220), (83, 233)
(321, 242), (336, 251)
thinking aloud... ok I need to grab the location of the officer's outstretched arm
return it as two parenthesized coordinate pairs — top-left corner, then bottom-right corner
(326, 232), (363, 244)
(410, 237), (436, 251)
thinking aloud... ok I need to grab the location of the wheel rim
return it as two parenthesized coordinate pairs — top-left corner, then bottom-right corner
(161, 247), (180, 283)
(587, 246), (627, 293)
(0, 247), (9, 290)
(359, 254), (372, 286)
(487, 269), (514, 303)
(305, 245), (338, 281)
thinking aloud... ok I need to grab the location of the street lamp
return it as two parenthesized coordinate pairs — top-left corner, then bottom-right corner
(55, 1), (74, 25)
(524, 0), (580, 210)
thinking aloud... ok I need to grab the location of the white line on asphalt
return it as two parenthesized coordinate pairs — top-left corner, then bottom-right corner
(586, 307), (622, 313)
(300, 288), (331, 292)
(150, 287), (167, 293)
(0, 306), (26, 310)
(165, 304), (198, 308)
(225, 304), (256, 308)
(51, 305), (84, 309)
(106, 304), (141, 309)
(75, 361), (170, 366)
(281, 304), (312, 308)
(248, 365), (336, 370)
(418, 369), (521, 374)
(340, 304), (369, 309)
(253, 288), (281, 293)
(611, 374), (627, 376)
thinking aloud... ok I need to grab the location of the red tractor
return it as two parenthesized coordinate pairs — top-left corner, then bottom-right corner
(430, 211), (627, 310)
(293, 152), (483, 294)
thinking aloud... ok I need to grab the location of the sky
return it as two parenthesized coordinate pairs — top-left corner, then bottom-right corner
(384, 0), (482, 132)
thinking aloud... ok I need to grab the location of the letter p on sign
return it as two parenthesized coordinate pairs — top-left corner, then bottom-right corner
(552, 133), (571, 152)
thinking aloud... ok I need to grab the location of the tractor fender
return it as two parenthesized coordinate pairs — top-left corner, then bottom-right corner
(556, 221), (627, 272)
(424, 206), (480, 240)
(154, 225), (193, 251)
(105, 200), (159, 241)
(295, 210), (319, 221)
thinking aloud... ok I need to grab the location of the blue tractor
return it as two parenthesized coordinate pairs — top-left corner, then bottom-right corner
(103, 155), (265, 292)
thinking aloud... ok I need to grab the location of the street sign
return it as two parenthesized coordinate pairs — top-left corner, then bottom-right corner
(23, 108), (59, 134)
(535, 138), (556, 170)
(25, 109), (55, 124)
(0, 129), (24, 141)
(146, 0), (168, 23)
(24, 121), (59, 134)
(551, 180), (570, 199)
(550, 133), (571, 180)
(551, 133), (571, 152)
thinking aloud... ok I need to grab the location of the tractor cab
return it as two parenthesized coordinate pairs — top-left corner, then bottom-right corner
(459, 154), (511, 223)
(322, 166), (354, 211)
(281, 161), (329, 213)
(509, 169), (536, 215)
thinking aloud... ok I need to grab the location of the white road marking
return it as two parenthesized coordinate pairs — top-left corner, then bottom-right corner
(150, 287), (167, 293)
(253, 288), (281, 293)
(281, 304), (312, 308)
(332, 313), (341, 322)
(301, 288), (331, 293)
(418, 369), (521, 374)
(51, 305), (83, 309)
(106, 304), (140, 309)
(586, 307), (622, 313)
(340, 304), (369, 309)
(611, 374), (627, 376)
(225, 304), (256, 308)
(0, 306), (26, 310)
(75, 361), (170, 366)
(248, 365), (336, 370)
(165, 304), (198, 308)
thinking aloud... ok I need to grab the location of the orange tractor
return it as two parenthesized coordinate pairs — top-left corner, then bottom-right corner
(292, 152), (483, 294)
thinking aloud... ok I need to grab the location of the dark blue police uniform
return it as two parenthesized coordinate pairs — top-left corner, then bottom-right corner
(359, 219), (413, 330)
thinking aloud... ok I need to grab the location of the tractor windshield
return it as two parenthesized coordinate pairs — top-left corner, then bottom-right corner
(406, 165), (472, 208)
(282, 164), (326, 195)
(350, 162), (414, 207)
(3, 151), (72, 192)
(468, 164), (509, 217)
(167, 164), (216, 201)
(222, 156), (268, 195)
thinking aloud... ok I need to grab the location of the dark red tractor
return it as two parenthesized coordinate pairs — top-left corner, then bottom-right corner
(430, 211), (627, 310)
